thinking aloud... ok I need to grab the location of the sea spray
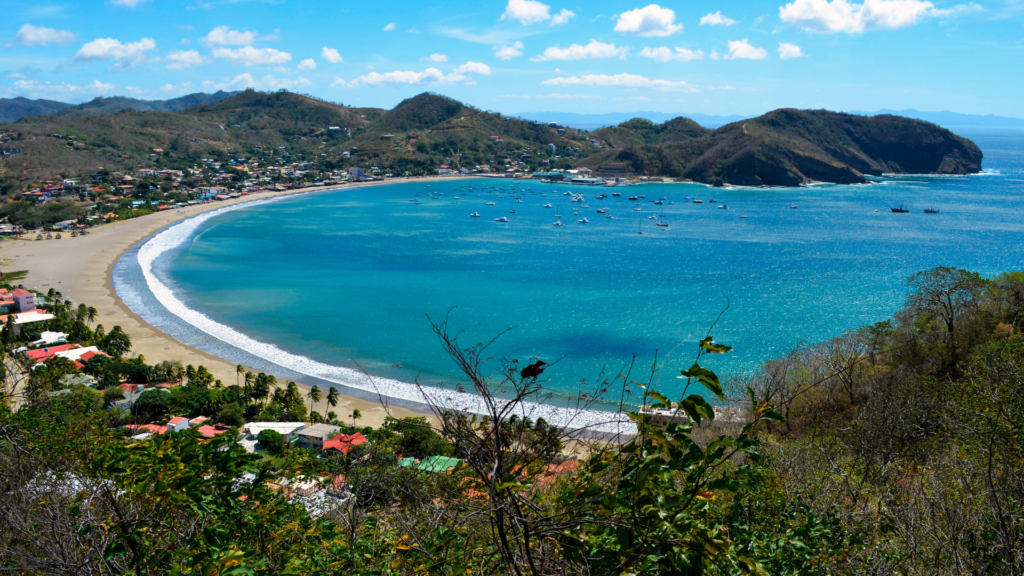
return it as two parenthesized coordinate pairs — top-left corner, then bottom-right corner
(136, 195), (634, 434)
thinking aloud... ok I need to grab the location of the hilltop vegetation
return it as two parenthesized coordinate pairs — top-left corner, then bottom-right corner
(0, 90), (982, 186)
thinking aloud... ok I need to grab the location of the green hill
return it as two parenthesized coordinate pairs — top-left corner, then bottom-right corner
(0, 97), (74, 123)
(0, 91), (982, 186)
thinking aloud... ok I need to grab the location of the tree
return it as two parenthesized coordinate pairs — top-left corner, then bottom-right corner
(906, 266), (987, 372)
(215, 403), (245, 427)
(325, 386), (339, 421)
(134, 389), (170, 422)
(257, 429), (285, 456)
(236, 364), (245, 388)
(350, 408), (362, 427)
(307, 385), (321, 420)
(99, 326), (132, 358)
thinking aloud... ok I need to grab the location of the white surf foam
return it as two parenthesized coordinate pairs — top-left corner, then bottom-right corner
(136, 195), (634, 434)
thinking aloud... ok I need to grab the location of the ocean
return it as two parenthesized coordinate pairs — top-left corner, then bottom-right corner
(114, 128), (1024, 419)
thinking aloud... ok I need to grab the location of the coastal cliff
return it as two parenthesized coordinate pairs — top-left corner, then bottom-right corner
(592, 109), (983, 186)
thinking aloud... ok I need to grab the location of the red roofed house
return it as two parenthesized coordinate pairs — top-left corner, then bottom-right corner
(11, 289), (35, 311)
(196, 425), (229, 438)
(125, 423), (167, 435)
(167, 416), (190, 433)
(321, 432), (367, 456)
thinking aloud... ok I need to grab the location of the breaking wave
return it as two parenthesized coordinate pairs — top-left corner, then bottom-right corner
(136, 196), (633, 434)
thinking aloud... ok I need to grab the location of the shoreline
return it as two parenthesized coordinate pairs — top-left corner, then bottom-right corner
(1, 177), (476, 427)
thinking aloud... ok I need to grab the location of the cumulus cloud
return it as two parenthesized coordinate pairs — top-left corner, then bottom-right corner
(724, 39), (768, 59)
(541, 72), (699, 91)
(453, 61), (491, 75)
(501, 0), (552, 24)
(166, 49), (204, 70)
(383, 22), (397, 31)
(111, 0), (148, 8)
(298, 58), (316, 70)
(211, 46), (292, 66)
(700, 11), (738, 26)
(160, 81), (194, 94)
(425, 53), (448, 62)
(8, 79), (115, 100)
(4, 66), (44, 80)
(11, 24), (76, 47)
(322, 47), (343, 63)
(203, 73), (311, 91)
(74, 37), (156, 69)
(203, 25), (258, 46)
(778, 42), (806, 58)
(778, 0), (972, 33)
(638, 46), (704, 62)
(614, 5), (683, 36)
(333, 67), (469, 87)
(533, 39), (629, 61)
(551, 9), (575, 24)
(494, 41), (524, 60)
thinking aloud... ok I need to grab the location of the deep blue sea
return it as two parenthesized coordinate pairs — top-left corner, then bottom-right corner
(115, 128), (1024, 409)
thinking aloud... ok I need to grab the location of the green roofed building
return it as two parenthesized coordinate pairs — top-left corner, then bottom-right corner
(399, 455), (463, 473)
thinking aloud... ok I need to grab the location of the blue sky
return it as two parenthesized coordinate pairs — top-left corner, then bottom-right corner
(0, 0), (1019, 117)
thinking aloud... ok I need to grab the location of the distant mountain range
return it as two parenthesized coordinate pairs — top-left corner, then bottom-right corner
(0, 91), (240, 123)
(518, 109), (1024, 130)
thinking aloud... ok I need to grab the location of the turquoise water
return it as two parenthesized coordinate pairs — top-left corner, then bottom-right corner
(129, 128), (1024, 406)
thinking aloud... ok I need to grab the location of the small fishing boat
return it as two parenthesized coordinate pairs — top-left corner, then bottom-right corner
(494, 216), (509, 222)
(510, 209), (517, 214)
(579, 217), (589, 224)
(612, 192), (621, 197)
(470, 212), (481, 217)
(629, 196), (638, 201)
(790, 205), (798, 209)
(693, 199), (703, 204)
(596, 208), (607, 214)
(656, 222), (669, 227)
(891, 204), (909, 213)
(924, 207), (940, 214)
(718, 204), (728, 210)
(487, 201), (496, 205)
(543, 203), (553, 208)
(634, 207), (643, 211)
(553, 220), (562, 226)
(709, 198), (717, 203)
(740, 215), (748, 219)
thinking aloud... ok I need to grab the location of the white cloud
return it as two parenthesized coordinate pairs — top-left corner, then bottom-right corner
(383, 22), (397, 31)
(333, 67), (469, 88)
(166, 49), (204, 70)
(160, 81), (194, 94)
(542, 72), (699, 91)
(638, 46), (704, 62)
(321, 47), (343, 63)
(203, 25), (258, 46)
(533, 39), (629, 61)
(11, 24), (76, 47)
(74, 37), (156, 69)
(111, 0), (148, 8)
(425, 53), (448, 62)
(203, 73), (311, 91)
(211, 46), (292, 66)
(614, 5), (683, 36)
(501, 0), (552, 24)
(551, 9), (575, 25)
(495, 94), (532, 99)
(724, 39), (768, 59)
(494, 41), (524, 60)
(778, 0), (970, 33)
(298, 58), (316, 70)
(700, 11), (738, 26)
(536, 93), (601, 99)
(453, 61), (491, 75)
(778, 42), (806, 58)
(8, 79), (115, 100)
(710, 49), (720, 60)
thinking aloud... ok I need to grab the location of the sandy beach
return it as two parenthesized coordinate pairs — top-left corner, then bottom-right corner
(0, 179), (469, 427)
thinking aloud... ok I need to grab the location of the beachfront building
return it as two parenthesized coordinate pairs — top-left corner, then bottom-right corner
(295, 423), (341, 449)
(11, 289), (35, 312)
(321, 432), (367, 456)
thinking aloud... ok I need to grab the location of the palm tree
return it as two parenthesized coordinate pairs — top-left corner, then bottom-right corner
(307, 385), (321, 420)
(236, 364), (245, 388)
(76, 304), (87, 324)
(285, 381), (300, 407)
(350, 408), (362, 427)
(325, 386), (339, 421)
(86, 307), (98, 326)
